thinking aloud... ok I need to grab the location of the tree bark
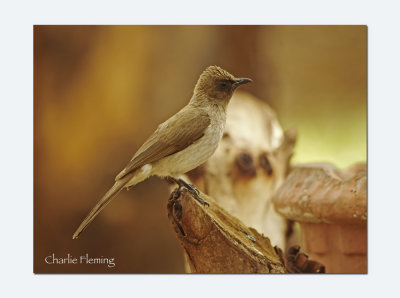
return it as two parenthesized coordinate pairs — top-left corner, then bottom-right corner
(167, 188), (288, 273)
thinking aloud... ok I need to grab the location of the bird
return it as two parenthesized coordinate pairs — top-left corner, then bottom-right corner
(72, 65), (252, 239)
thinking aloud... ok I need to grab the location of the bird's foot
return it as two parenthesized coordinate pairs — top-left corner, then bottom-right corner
(193, 193), (210, 207)
(177, 178), (209, 207)
(185, 183), (199, 195)
(166, 176), (209, 206)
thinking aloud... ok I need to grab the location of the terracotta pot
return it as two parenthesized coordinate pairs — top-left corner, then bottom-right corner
(272, 163), (367, 273)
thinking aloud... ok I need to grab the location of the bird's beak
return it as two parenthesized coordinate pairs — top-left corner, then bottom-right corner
(233, 78), (253, 88)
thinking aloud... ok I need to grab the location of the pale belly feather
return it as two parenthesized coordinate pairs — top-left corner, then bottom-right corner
(152, 119), (224, 177)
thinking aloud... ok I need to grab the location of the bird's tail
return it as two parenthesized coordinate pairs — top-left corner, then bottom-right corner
(72, 176), (131, 239)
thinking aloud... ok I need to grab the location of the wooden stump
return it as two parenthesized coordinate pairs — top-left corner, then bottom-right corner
(167, 188), (325, 273)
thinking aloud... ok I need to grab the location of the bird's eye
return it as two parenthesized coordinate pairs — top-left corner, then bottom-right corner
(218, 80), (231, 91)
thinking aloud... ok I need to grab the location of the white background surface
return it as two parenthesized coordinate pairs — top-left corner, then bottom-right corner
(0, 0), (398, 297)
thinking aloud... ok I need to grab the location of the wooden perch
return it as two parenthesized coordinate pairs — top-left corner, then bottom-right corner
(167, 188), (325, 273)
(167, 188), (286, 273)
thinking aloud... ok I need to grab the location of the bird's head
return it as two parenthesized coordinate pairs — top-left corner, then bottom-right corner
(193, 66), (252, 104)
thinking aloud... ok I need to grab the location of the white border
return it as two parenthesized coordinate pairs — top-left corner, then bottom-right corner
(1, 0), (399, 297)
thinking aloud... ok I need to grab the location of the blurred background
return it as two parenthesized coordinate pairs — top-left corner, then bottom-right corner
(34, 25), (366, 273)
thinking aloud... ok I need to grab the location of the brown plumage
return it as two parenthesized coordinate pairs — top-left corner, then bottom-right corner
(72, 66), (252, 239)
(116, 110), (211, 180)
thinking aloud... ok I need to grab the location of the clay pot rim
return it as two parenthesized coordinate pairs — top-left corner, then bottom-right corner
(272, 162), (367, 225)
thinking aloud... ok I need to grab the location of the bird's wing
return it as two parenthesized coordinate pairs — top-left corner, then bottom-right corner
(115, 108), (211, 180)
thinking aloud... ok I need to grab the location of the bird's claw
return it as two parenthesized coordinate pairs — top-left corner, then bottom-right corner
(188, 183), (200, 195)
(187, 187), (209, 207)
(194, 193), (210, 207)
(176, 178), (209, 207)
